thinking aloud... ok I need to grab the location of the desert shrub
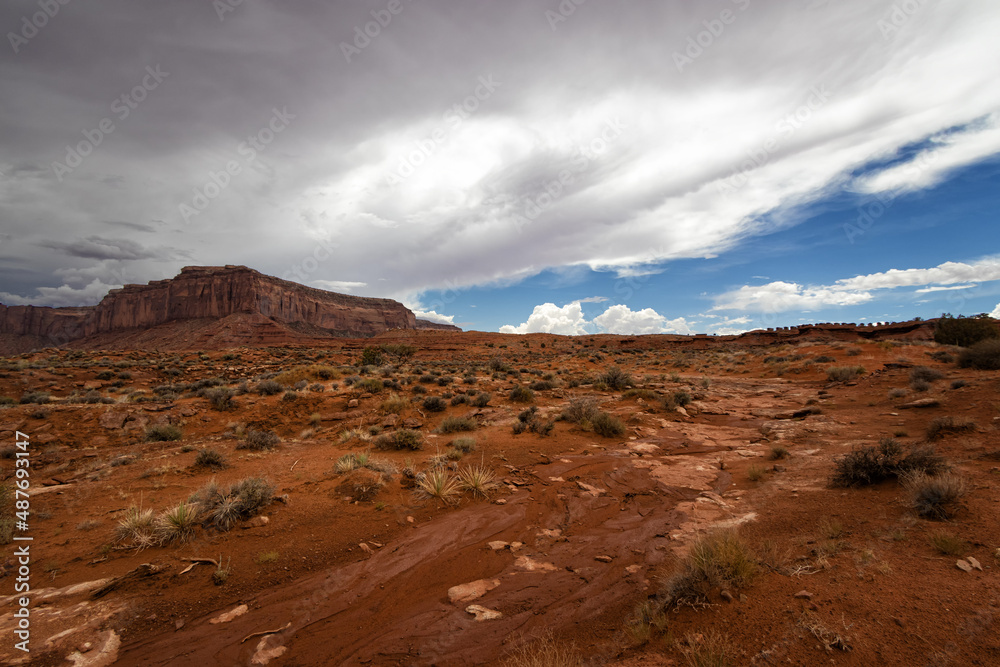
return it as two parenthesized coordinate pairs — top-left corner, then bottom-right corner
(487, 357), (509, 373)
(747, 464), (765, 482)
(926, 416), (976, 441)
(934, 314), (998, 347)
(146, 424), (182, 442)
(256, 380), (283, 396)
(500, 633), (582, 667)
(887, 387), (908, 399)
(345, 469), (385, 502)
(957, 339), (1000, 370)
(903, 471), (966, 520)
(450, 394), (468, 406)
(0, 396), (16, 406)
(910, 378), (931, 392)
(562, 397), (599, 425)
(598, 366), (632, 390)
(679, 630), (737, 667)
(156, 503), (198, 544)
(381, 343), (416, 364)
(206, 387), (236, 411)
(471, 392), (491, 407)
(509, 385), (534, 403)
(910, 366), (944, 383)
(767, 445), (789, 460)
(115, 507), (157, 549)
(96, 370), (114, 380)
(451, 437), (476, 453)
(928, 530), (969, 556)
(928, 349), (955, 363)
(950, 379), (967, 389)
(422, 396), (446, 412)
(662, 529), (758, 606)
(381, 392), (407, 414)
(622, 388), (657, 401)
(354, 378), (384, 394)
(437, 376), (454, 386)
(845, 347), (862, 356)
(373, 428), (423, 451)
(419, 373), (436, 384)
(664, 389), (692, 410)
(195, 477), (274, 531)
(193, 448), (228, 470)
(831, 438), (946, 486)
(412, 384), (427, 395)
(359, 346), (385, 367)
(19, 391), (50, 405)
(438, 416), (477, 433)
(826, 366), (865, 382)
(591, 411), (625, 437)
(281, 390), (298, 402)
(529, 380), (553, 391)
(813, 355), (835, 363)
(237, 428), (280, 451)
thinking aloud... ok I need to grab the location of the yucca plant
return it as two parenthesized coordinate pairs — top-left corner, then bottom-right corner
(417, 469), (461, 502)
(458, 465), (498, 498)
(156, 502), (198, 544)
(116, 506), (157, 550)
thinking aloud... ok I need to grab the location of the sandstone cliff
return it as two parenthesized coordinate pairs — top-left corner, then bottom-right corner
(0, 266), (428, 353)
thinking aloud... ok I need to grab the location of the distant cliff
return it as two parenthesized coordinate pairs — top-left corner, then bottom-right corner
(0, 265), (444, 353)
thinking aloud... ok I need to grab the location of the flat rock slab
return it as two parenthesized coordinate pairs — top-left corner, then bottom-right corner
(465, 605), (502, 621)
(897, 398), (941, 409)
(448, 578), (500, 604)
(209, 604), (248, 624)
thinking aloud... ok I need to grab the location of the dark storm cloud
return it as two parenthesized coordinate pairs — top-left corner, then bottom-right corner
(0, 0), (998, 314)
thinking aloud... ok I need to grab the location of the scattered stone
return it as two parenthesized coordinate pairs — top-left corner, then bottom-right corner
(98, 411), (128, 430)
(174, 619), (185, 631)
(956, 560), (973, 573)
(773, 465), (786, 473)
(897, 398), (940, 409)
(448, 578), (500, 604)
(78, 642), (93, 653)
(381, 414), (399, 428)
(510, 541), (524, 550)
(251, 634), (288, 665)
(966, 556), (983, 571)
(594, 555), (613, 563)
(537, 528), (562, 538)
(402, 418), (423, 429)
(739, 594), (748, 603)
(274, 494), (290, 505)
(495, 499), (507, 505)
(625, 564), (642, 575)
(488, 541), (509, 551)
(359, 543), (374, 555)
(514, 556), (557, 572)
(210, 604), (249, 624)
(720, 590), (734, 602)
(465, 604), (502, 622)
(347, 399), (359, 408)
(576, 481), (606, 497)
(675, 406), (689, 417)
(242, 516), (269, 529)
(794, 590), (813, 600)
(65, 630), (120, 667)
(406, 516), (415, 524)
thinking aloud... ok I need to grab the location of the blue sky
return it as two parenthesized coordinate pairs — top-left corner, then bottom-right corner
(1, 1), (999, 335)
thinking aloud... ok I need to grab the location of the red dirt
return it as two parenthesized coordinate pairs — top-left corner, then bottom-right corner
(1, 333), (998, 666)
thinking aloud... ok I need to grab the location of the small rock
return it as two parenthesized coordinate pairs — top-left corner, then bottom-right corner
(359, 543), (374, 555)
(488, 541), (509, 551)
(382, 414), (400, 428)
(896, 398), (940, 409)
(402, 418), (423, 429)
(274, 494), (290, 504)
(514, 556), (557, 572)
(794, 590), (813, 600)
(210, 604), (248, 624)
(966, 557), (983, 571)
(465, 604), (502, 622)
(495, 498), (507, 505)
(739, 594), (748, 603)
(720, 590), (734, 602)
(174, 619), (185, 631)
(448, 578), (500, 604)
(537, 528), (562, 538)
(675, 406), (689, 417)
(956, 560), (973, 573)
(893, 617), (904, 627)
(773, 465), (786, 473)
(510, 541), (524, 550)
(594, 555), (613, 563)
(242, 516), (269, 529)
(406, 516), (415, 524)
(625, 564), (642, 575)
(78, 642), (93, 653)
(348, 399), (359, 408)
(576, 481), (606, 497)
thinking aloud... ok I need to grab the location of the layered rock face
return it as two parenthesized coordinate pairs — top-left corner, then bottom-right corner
(0, 266), (428, 352)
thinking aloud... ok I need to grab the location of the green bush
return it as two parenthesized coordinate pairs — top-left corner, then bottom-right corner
(146, 424), (182, 442)
(591, 411), (625, 437)
(359, 346), (385, 367)
(934, 314), (999, 347)
(509, 385), (534, 403)
(957, 339), (1000, 370)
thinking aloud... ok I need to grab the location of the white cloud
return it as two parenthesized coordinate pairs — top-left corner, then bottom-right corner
(312, 280), (367, 293)
(914, 284), (976, 294)
(0, 279), (120, 308)
(501, 303), (692, 335)
(593, 305), (692, 335)
(713, 257), (1000, 313)
(991, 303), (1000, 318)
(578, 296), (609, 304)
(499, 302), (588, 335)
(412, 310), (455, 325)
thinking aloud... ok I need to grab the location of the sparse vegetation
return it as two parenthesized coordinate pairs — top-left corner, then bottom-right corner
(145, 424), (183, 442)
(903, 470), (966, 520)
(934, 314), (998, 347)
(831, 438), (946, 487)
(374, 428), (423, 451)
(458, 465), (498, 498)
(591, 411), (625, 437)
(193, 477), (275, 531)
(238, 428), (280, 451)
(422, 396), (447, 412)
(598, 366), (632, 390)
(417, 469), (460, 502)
(509, 385), (534, 403)
(957, 339), (1000, 370)
(500, 633), (582, 667)
(826, 365), (865, 382)
(193, 448), (228, 470)
(661, 529), (758, 606)
(926, 416), (976, 441)
(928, 530), (969, 556)
(438, 416), (477, 433)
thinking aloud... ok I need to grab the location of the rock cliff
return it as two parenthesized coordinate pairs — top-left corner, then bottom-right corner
(0, 266), (429, 353)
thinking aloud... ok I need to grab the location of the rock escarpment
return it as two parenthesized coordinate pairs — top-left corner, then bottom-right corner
(0, 266), (441, 353)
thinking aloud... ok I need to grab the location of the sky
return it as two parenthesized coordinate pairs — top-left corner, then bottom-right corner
(1, 0), (999, 335)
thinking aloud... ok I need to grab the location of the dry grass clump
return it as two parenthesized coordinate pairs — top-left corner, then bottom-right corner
(437, 416), (477, 434)
(145, 424), (182, 442)
(925, 416), (976, 441)
(373, 428), (423, 451)
(193, 447), (227, 470)
(661, 529), (758, 607)
(561, 397), (599, 425)
(500, 633), (582, 667)
(512, 406), (554, 436)
(902, 470), (966, 520)
(237, 428), (280, 451)
(598, 366), (633, 390)
(957, 339), (1000, 370)
(344, 469), (386, 502)
(679, 629), (738, 667)
(928, 530), (969, 556)
(591, 411), (625, 438)
(380, 392), (407, 414)
(192, 477), (274, 531)
(831, 438), (946, 487)
(156, 503), (198, 544)
(115, 507), (157, 549)
(509, 385), (535, 403)
(826, 366), (865, 382)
